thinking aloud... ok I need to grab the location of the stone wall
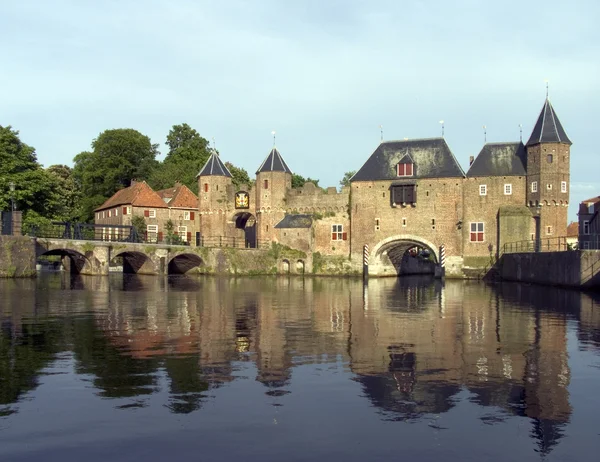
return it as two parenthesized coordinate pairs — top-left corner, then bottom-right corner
(500, 250), (600, 289)
(0, 236), (36, 278)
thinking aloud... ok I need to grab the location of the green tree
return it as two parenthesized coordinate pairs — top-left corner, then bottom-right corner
(149, 124), (211, 194)
(292, 173), (320, 189)
(339, 170), (356, 188)
(225, 162), (252, 189)
(131, 215), (147, 242)
(73, 129), (159, 221)
(46, 165), (80, 221)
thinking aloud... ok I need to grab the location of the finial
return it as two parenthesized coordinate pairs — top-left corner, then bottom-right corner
(519, 124), (523, 142)
(379, 125), (383, 142)
(545, 79), (549, 99)
(271, 130), (276, 147)
(483, 125), (487, 143)
(211, 137), (216, 154)
(439, 120), (444, 137)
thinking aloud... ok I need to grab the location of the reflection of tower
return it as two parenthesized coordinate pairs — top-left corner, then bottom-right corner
(197, 149), (233, 239)
(255, 147), (292, 243)
(524, 308), (571, 455)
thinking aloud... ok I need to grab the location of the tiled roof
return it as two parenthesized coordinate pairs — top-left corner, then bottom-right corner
(95, 181), (167, 211)
(566, 222), (579, 237)
(352, 138), (465, 181)
(274, 214), (313, 228)
(256, 148), (292, 174)
(156, 183), (198, 209)
(466, 142), (526, 177)
(526, 99), (571, 146)
(197, 150), (232, 177)
(581, 196), (600, 204)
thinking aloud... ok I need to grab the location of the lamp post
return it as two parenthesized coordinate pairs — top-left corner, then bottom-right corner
(9, 181), (15, 212)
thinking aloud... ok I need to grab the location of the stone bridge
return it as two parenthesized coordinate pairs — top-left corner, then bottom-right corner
(35, 239), (204, 275)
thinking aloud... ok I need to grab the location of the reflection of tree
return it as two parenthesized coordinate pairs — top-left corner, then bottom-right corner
(0, 319), (66, 414)
(71, 317), (160, 398)
(164, 355), (208, 414)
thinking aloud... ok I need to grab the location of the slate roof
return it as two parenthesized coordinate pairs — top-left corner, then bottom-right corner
(197, 150), (232, 177)
(95, 181), (167, 211)
(351, 138), (465, 181)
(466, 142), (527, 177)
(527, 99), (571, 146)
(274, 214), (313, 229)
(156, 183), (198, 209)
(256, 147), (292, 174)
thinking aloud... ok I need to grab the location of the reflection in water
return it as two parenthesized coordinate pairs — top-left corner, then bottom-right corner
(0, 274), (599, 460)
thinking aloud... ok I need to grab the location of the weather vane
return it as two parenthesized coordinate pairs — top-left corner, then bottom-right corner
(483, 125), (487, 143)
(379, 125), (383, 142)
(439, 120), (444, 137)
(545, 79), (549, 99)
(271, 130), (276, 147)
(519, 124), (523, 142)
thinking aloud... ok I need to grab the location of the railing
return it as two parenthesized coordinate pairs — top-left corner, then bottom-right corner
(30, 222), (140, 243)
(199, 236), (271, 249)
(502, 236), (575, 254)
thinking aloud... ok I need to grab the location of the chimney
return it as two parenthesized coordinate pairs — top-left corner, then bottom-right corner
(469, 156), (474, 165)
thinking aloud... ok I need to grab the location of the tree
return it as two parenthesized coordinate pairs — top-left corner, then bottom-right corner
(225, 162), (252, 189)
(292, 173), (320, 189)
(339, 171), (356, 188)
(149, 124), (211, 194)
(46, 165), (80, 221)
(73, 129), (159, 221)
(131, 215), (146, 242)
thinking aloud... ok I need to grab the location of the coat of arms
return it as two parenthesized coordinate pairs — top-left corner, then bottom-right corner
(235, 191), (249, 209)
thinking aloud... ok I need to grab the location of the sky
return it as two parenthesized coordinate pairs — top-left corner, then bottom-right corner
(1, 0), (599, 221)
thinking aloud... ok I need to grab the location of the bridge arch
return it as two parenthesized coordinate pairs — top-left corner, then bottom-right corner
(37, 249), (93, 274)
(168, 253), (204, 274)
(370, 234), (440, 276)
(112, 250), (155, 274)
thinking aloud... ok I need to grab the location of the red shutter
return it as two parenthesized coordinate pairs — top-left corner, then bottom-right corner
(158, 232), (163, 241)
(397, 164), (404, 176)
(332, 233), (337, 240)
(190, 212), (195, 220)
(342, 232), (347, 241)
(477, 232), (484, 242)
(144, 210), (149, 217)
(406, 163), (413, 176)
(264, 179), (269, 189)
(187, 232), (192, 242)
(204, 183), (208, 192)
(122, 206), (127, 215)
(470, 232), (476, 242)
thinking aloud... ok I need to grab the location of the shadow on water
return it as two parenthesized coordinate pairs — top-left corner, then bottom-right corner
(1, 274), (600, 459)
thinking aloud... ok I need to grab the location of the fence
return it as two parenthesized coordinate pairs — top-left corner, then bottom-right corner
(199, 236), (271, 249)
(29, 222), (140, 243)
(502, 236), (576, 254)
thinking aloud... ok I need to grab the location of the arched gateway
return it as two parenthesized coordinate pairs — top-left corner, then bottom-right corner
(369, 234), (440, 277)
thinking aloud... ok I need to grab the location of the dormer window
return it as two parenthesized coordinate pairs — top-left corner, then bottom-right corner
(397, 163), (413, 177)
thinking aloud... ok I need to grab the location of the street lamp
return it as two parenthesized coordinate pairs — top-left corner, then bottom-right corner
(8, 181), (15, 212)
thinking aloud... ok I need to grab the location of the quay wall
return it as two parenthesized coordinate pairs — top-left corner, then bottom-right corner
(500, 250), (600, 289)
(0, 236), (36, 278)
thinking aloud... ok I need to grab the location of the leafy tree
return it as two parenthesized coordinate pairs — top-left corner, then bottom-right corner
(225, 162), (253, 189)
(339, 170), (356, 188)
(164, 219), (184, 245)
(73, 129), (159, 221)
(46, 165), (80, 221)
(149, 124), (211, 194)
(292, 173), (320, 189)
(131, 215), (146, 242)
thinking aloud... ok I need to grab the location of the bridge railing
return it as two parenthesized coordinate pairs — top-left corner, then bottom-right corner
(30, 222), (141, 243)
(502, 236), (575, 254)
(199, 236), (271, 249)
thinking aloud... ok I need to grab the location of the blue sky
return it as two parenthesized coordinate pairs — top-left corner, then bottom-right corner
(2, 0), (598, 220)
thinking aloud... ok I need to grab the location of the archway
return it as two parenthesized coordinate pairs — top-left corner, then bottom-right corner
(370, 235), (439, 277)
(168, 254), (204, 274)
(296, 260), (305, 274)
(233, 212), (257, 248)
(37, 249), (90, 274)
(113, 251), (155, 274)
(282, 259), (290, 274)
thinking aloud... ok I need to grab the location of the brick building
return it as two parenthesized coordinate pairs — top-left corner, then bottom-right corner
(578, 196), (600, 249)
(95, 181), (198, 243)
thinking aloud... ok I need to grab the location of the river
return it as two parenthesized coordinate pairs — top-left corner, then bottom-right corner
(0, 273), (599, 461)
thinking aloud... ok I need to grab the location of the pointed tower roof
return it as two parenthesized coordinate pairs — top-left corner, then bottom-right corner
(526, 99), (571, 146)
(256, 147), (292, 174)
(196, 150), (232, 178)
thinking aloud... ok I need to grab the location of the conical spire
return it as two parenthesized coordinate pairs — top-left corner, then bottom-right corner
(256, 147), (292, 174)
(526, 99), (571, 146)
(196, 149), (232, 177)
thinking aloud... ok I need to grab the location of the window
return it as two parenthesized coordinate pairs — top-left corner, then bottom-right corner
(184, 211), (191, 220)
(479, 185), (487, 196)
(147, 224), (158, 243)
(589, 203), (596, 214)
(331, 224), (347, 241)
(547, 154), (553, 163)
(96, 213), (100, 221)
(147, 225), (158, 233)
(402, 217), (407, 227)
(397, 163), (413, 177)
(264, 179), (269, 189)
(108, 210), (112, 218)
(504, 184), (512, 195)
(149, 209), (156, 218)
(561, 181), (567, 193)
(546, 226), (553, 235)
(204, 183), (209, 193)
(127, 206), (132, 215)
(531, 181), (538, 193)
(115, 208), (118, 216)
(547, 184), (552, 190)
(102, 211), (105, 218)
(375, 218), (380, 231)
(583, 241), (590, 250)
(470, 222), (484, 242)
(178, 226), (188, 241)
(391, 184), (417, 205)
(583, 221), (590, 235)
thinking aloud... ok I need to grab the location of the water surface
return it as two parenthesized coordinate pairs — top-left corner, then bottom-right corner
(1, 274), (599, 461)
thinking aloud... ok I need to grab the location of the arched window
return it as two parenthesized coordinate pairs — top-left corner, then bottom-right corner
(547, 154), (553, 163)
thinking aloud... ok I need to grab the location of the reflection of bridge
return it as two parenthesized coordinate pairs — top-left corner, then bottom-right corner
(36, 239), (204, 275)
